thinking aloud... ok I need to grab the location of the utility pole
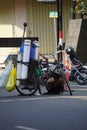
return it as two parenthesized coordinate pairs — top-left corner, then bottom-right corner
(57, 0), (63, 62)
(72, 0), (76, 19)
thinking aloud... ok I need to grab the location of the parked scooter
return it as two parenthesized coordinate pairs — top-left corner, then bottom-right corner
(66, 47), (87, 85)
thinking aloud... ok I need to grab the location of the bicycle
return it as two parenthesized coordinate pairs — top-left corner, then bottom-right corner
(39, 52), (72, 96)
(16, 51), (72, 96)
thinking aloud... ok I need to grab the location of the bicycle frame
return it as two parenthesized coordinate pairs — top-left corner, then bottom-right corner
(39, 51), (72, 95)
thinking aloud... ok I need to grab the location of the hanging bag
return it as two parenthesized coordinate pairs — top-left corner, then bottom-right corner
(0, 61), (12, 88)
(5, 66), (16, 92)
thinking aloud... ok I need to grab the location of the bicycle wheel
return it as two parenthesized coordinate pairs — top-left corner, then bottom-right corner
(16, 73), (38, 96)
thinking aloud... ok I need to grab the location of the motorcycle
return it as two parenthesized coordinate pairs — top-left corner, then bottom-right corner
(66, 47), (87, 85)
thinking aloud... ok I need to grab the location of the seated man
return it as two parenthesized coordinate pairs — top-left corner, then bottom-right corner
(44, 72), (64, 95)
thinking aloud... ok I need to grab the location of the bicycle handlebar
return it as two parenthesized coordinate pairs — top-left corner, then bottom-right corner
(46, 50), (62, 58)
(39, 50), (62, 60)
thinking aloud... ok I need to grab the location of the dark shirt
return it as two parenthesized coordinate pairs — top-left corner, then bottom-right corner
(69, 54), (81, 65)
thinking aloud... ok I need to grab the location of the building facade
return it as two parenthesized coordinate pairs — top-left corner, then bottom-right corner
(0, 0), (72, 55)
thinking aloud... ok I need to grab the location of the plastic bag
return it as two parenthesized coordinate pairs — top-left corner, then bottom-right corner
(0, 61), (13, 88)
(5, 67), (16, 92)
(35, 67), (41, 78)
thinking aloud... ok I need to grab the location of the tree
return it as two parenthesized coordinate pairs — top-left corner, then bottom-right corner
(75, 0), (87, 18)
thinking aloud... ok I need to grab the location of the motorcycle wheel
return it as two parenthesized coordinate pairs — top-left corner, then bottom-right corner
(16, 73), (38, 96)
(75, 69), (87, 85)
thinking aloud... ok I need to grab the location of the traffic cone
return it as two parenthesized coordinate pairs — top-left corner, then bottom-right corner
(64, 55), (70, 91)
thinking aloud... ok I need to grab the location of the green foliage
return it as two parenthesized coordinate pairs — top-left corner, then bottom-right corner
(75, 0), (87, 15)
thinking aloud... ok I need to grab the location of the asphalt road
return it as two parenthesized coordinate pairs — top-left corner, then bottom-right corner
(0, 83), (87, 130)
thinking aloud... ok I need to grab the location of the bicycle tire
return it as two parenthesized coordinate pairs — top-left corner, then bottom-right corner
(16, 73), (38, 96)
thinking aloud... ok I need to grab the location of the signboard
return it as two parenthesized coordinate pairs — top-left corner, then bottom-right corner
(49, 11), (58, 18)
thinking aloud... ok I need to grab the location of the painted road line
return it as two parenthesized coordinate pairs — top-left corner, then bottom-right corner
(70, 84), (87, 87)
(15, 126), (38, 130)
(0, 99), (14, 103)
(18, 96), (87, 101)
(1, 95), (87, 103)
